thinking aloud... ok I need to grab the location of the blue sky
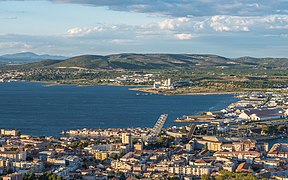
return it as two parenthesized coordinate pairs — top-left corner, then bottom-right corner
(0, 0), (288, 57)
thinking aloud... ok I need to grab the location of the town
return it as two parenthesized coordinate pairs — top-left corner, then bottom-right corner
(0, 91), (288, 180)
(2, 0), (288, 179)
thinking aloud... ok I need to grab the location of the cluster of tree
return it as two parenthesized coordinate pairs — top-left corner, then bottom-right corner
(261, 125), (287, 135)
(201, 170), (259, 180)
(69, 140), (89, 149)
(144, 134), (175, 149)
(23, 172), (62, 180)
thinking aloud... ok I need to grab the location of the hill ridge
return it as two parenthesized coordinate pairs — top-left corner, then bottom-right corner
(3, 53), (288, 70)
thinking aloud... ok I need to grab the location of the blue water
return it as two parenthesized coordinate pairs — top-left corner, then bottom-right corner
(0, 82), (238, 136)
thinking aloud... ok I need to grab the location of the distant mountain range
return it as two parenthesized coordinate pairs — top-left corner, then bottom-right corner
(1, 53), (287, 70)
(0, 52), (68, 64)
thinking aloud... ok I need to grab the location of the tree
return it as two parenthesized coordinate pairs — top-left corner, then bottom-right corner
(119, 173), (126, 180)
(180, 126), (187, 133)
(261, 126), (269, 135)
(27, 172), (35, 180)
(7, 169), (13, 174)
(168, 177), (180, 180)
(244, 173), (257, 180)
(278, 125), (287, 133)
(109, 153), (118, 159)
(215, 176), (225, 180)
(201, 174), (210, 180)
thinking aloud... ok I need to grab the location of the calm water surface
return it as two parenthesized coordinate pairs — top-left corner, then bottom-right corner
(0, 82), (238, 136)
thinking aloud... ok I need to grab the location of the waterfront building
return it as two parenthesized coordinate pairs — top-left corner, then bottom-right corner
(239, 108), (283, 121)
(153, 78), (174, 89)
(0, 129), (20, 136)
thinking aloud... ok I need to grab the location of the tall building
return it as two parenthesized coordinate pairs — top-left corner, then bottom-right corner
(122, 133), (132, 150)
(166, 78), (171, 87)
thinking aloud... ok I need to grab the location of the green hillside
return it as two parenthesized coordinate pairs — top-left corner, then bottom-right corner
(5, 53), (288, 70)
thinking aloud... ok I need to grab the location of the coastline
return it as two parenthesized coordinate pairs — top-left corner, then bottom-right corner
(22, 81), (240, 95)
(9, 80), (272, 96)
(129, 87), (244, 96)
(27, 80), (147, 88)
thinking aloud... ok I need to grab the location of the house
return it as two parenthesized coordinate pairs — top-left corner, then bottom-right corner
(236, 162), (253, 173)
(0, 150), (27, 161)
(253, 158), (281, 168)
(232, 140), (256, 151)
(111, 160), (132, 172)
(259, 166), (288, 179)
(214, 151), (261, 162)
(196, 136), (224, 151)
(221, 143), (233, 152)
(222, 161), (237, 172)
(168, 165), (215, 176)
(268, 143), (288, 159)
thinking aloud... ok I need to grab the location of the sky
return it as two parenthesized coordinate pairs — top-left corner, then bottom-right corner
(0, 0), (288, 57)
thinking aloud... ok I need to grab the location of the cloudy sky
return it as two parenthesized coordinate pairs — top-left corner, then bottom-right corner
(0, 0), (288, 57)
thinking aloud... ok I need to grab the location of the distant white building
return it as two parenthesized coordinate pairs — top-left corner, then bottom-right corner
(153, 78), (174, 89)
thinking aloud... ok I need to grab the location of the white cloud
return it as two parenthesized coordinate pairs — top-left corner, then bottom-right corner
(210, 15), (251, 32)
(175, 33), (193, 40)
(177, 17), (191, 22)
(64, 15), (288, 42)
(158, 19), (176, 30)
(158, 17), (198, 31)
(66, 27), (105, 37)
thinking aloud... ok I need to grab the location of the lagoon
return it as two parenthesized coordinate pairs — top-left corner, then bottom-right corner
(0, 82), (238, 136)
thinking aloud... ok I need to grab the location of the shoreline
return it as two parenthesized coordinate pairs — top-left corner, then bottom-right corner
(11, 81), (245, 95)
(24, 80), (148, 88)
(129, 87), (244, 96)
(3, 80), (274, 97)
